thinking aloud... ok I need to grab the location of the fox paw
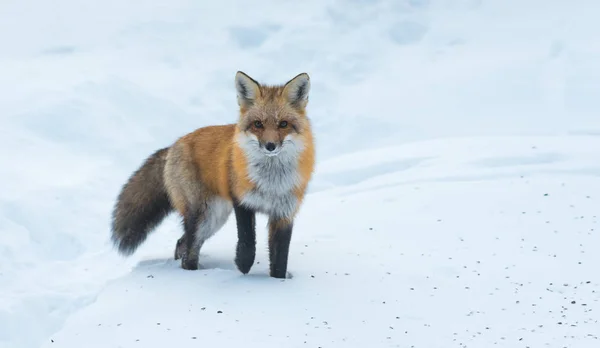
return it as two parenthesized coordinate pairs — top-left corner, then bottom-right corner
(181, 257), (199, 270)
(235, 245), (256, 275)
(270, 270), (293, 279)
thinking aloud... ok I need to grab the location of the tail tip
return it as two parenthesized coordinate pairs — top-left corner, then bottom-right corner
(110, 228), (141, 256)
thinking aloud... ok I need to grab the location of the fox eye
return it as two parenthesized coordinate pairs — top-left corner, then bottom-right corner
(253, 121), (263, 128)
(278, 121), (288, 128)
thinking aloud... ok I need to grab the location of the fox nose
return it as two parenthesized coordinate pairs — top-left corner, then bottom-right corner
(265, 142), (276, 152)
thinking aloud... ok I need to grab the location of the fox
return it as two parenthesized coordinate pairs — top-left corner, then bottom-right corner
(110, 71), (315, 278)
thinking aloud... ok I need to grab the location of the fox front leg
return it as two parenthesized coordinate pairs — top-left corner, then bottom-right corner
(233, 203), (256, 274)
(268, 217), (293, 279)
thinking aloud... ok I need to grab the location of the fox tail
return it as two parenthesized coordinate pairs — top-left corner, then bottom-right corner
(110, 147), (174, 255)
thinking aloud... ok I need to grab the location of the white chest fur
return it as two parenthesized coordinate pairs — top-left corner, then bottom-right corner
(241, 189), (298, 219)
(236, 133), (304, 219)
(240, 154), (302, 218)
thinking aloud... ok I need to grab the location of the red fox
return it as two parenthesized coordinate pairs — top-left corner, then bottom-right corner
(110, 71), (315, 278)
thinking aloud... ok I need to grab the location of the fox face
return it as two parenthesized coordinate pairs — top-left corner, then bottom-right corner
(234, 71), (311, 160)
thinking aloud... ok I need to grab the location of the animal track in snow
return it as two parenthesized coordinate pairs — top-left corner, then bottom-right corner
(319, 156), (431, 187)
(470, 152), (567, 168)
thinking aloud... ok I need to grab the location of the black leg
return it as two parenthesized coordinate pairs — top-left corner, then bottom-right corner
(234, 203), (256, 274)
(179, 210), (200, 270)
(268, 218), (293, 279)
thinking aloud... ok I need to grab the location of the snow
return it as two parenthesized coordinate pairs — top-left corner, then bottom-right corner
(1, 0), (599, 347)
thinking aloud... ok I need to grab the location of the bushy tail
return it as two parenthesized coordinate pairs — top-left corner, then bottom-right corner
(111, 147), (174, 255)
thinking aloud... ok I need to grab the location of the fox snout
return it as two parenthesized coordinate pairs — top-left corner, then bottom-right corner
(264, 142), (277, 152)
(260, 139), (281, 156)
(259, 129), (282, 154)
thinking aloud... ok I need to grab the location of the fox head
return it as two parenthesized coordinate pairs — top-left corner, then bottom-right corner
(234, 71), (311, 160)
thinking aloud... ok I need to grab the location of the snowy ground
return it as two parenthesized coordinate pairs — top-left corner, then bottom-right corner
(2, 0), (600, 348)
(40, 136), (600, 348)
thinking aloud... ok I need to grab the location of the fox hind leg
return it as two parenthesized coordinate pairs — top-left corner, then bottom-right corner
(179, 209), (202, 270)
(174, 233), (202, 263)
(176, 198), (233, 270)
(174, 235), (185, 260)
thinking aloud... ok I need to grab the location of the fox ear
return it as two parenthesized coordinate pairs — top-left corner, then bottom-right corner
(235, 71), (261, 108)
(283, 73), (310, 109)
